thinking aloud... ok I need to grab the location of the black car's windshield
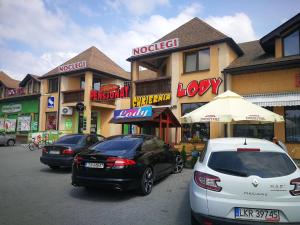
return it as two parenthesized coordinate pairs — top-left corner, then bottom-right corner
(55, 135), (84, 145)
(91, 138), (142, 154)
(208, 151), (297, 178)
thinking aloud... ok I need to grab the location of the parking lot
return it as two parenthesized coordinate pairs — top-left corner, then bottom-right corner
(0, 145), (192, 225)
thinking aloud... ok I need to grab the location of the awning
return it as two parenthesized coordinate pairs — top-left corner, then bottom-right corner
(244, 92), (300, 107)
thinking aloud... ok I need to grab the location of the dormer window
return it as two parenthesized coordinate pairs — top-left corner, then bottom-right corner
(283, 30), (300, 56)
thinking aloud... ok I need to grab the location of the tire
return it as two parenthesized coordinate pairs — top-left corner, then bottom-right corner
(49, 166), (60, 170)
(138, 167), (154, 196)
(173, 155), (184, 174)
(28, 143), (38, 151)
(7, 139), (15, 146)
(191, 211), (199, 225)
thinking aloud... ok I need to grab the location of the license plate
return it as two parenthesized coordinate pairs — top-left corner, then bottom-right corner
(235, 208), (280, 222)
(49, 150), (60, 155)
(85, 162), (104, 169)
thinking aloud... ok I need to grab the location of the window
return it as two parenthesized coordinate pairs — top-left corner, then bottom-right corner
(48, 78), (58, 93)
(80, 77), (85, 89)
(283, 30), (300, 56)
(184, 48), (210, 73)
(27, 80), (33, 94)
(93, 77), (101, 90)
(208, 151), (296, 178)
(56, 135), (85, 145)
(33, 81), (40, 93)
(285, 106), (300, 143)
(46, 112), (57, 130)
(233, 124), (274, 141)
(181, 103), (209, 142)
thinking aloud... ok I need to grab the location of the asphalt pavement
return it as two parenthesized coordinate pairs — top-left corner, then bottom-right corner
(0, 145), (192, 225)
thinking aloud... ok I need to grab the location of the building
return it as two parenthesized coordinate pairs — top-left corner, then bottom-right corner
(224, 13), (300, 157)
(0, 72), (41, 142)
(39, 46), (130, 137)
(128, 13), (300, 157)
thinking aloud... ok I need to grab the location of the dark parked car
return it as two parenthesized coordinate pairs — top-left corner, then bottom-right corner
(40, 134), (105, 170)
(72, 135), (184, 195)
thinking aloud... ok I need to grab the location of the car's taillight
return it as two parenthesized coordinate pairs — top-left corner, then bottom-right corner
(62, 148), (75, 155)
(74, 155), (83, 165)
(194, 171), (222, 192)
(237, 148), (260, 152)
(290, 177), (300, 196)
(106, 157), (136, 169)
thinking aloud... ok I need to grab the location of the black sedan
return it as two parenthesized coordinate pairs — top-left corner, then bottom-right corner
(40, 134), (105, 170)
(72, 135), (184, 195)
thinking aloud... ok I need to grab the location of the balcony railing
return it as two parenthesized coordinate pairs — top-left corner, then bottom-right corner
(135, 76), (171, 96)
(63, 90), (84, 103)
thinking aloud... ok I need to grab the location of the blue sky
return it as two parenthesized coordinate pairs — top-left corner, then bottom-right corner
(0, 0), (299, 80)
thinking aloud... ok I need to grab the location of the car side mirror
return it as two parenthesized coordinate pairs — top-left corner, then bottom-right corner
(192, 151), (200, 158)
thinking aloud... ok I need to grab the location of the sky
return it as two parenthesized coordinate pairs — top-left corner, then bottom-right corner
(0, 0), (300, 80)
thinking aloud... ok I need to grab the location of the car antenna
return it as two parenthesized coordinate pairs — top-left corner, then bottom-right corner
(244, 138), (247, 145)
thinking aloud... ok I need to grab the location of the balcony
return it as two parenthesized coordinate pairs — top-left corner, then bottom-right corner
(63, 90), (84, 103)
(135, 76), (171, 96)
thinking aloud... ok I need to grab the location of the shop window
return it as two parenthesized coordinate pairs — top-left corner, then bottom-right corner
(233, 124), (274, 141)
(181, 103), (209, 142)
(285, 106), (300, 143)
(46, 112), (57, 130)
(184, 48), (210, 73)
(80, 77), (85, 89)
(283, 30), (300, 56)
(93, 77), (101, 90)
(48, 78), (58, 93)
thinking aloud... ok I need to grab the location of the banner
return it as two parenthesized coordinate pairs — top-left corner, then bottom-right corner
(2, 104), (22, 113)
(114, 106), (152, 119)
(5, 119), (16, 132)
(17, 116), (31, 131)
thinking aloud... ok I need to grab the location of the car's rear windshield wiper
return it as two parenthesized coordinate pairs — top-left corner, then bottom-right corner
(212, 167), (248, 177)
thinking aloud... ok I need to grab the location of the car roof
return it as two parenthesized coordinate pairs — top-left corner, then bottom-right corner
(208, 138), (285, 153)
(106, 134), (155, 141)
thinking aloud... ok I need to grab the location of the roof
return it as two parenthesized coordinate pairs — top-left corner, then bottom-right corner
(260, 12), (300, 53)
(127, 17), (243, 61)
(19, 74), (40, 87)
(0, 71), (20, 88)
(244, 92), (300, 107)
(109, 107), (181, 127)
(224, 40), (300, 73)
(42, 46), (130, 80)
(208, 138), (283, 153)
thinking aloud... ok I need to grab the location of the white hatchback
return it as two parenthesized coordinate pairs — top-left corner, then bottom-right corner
(190, 138), (300, 225)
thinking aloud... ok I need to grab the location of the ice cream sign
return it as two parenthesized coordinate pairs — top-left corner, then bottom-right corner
(177, 77), (223, 98)
(114, 106), (152, 119)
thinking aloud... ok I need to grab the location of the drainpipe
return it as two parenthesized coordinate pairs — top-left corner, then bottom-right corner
(57, 76), (61, 132)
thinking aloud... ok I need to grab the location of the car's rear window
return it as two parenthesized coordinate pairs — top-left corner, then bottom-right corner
(208, 151), (297, 178)
(91, 139), (142, 153)
(55, 135), (84, 144)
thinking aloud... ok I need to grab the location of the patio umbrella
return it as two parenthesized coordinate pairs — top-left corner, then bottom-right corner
(181, 90), (284, 136)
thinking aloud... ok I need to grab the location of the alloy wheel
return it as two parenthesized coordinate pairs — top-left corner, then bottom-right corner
(174, 155), (184, 173)
(142, 167), (153, 195)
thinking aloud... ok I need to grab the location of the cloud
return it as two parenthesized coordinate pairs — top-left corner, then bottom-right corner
(205, 13), (257, 43)
(105, 0), (170, 16)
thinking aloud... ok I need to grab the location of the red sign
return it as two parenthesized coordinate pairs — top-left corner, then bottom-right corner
(58, 61), (87, 73)
(177, 78), (223, 98)
(296, 74), (300, 87)
(132, 38), (179, 56)
(90, 85), (130, 101)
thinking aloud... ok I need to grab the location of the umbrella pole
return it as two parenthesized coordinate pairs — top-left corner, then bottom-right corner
(227, 122), (231, 137)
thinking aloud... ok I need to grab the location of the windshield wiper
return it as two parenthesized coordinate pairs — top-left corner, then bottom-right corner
(213, 167), (248, 177)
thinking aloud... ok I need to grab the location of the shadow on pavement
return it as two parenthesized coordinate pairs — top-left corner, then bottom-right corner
(69, 186), (137, 202)
(176, 178), (192, 225)
(39, 167), (72, 174)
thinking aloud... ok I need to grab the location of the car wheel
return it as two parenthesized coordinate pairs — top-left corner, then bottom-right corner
(49, 166), (60, 170)
(139, 167), (154, 196)
(191, 211), (199, 225)
(7, 139), (15, 146)
(173, 155), (184, 174)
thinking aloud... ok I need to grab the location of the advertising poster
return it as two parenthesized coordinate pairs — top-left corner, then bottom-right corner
(0, 118), (5, 131)
(17, 116), (31, 131)
(5, 119), (16, 132)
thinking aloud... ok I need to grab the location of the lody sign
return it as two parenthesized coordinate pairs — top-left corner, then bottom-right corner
(114, 106), (152, 119)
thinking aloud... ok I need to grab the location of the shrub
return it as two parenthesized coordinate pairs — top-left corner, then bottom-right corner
(181, 145), (187, 163)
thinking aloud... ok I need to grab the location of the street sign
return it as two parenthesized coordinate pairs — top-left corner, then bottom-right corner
(47, 96), (55, 108)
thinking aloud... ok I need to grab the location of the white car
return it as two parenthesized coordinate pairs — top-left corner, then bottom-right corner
(190, 138), (300, 225)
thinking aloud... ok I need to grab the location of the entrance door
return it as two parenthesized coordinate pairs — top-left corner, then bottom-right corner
(78, 112), (84, 133)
